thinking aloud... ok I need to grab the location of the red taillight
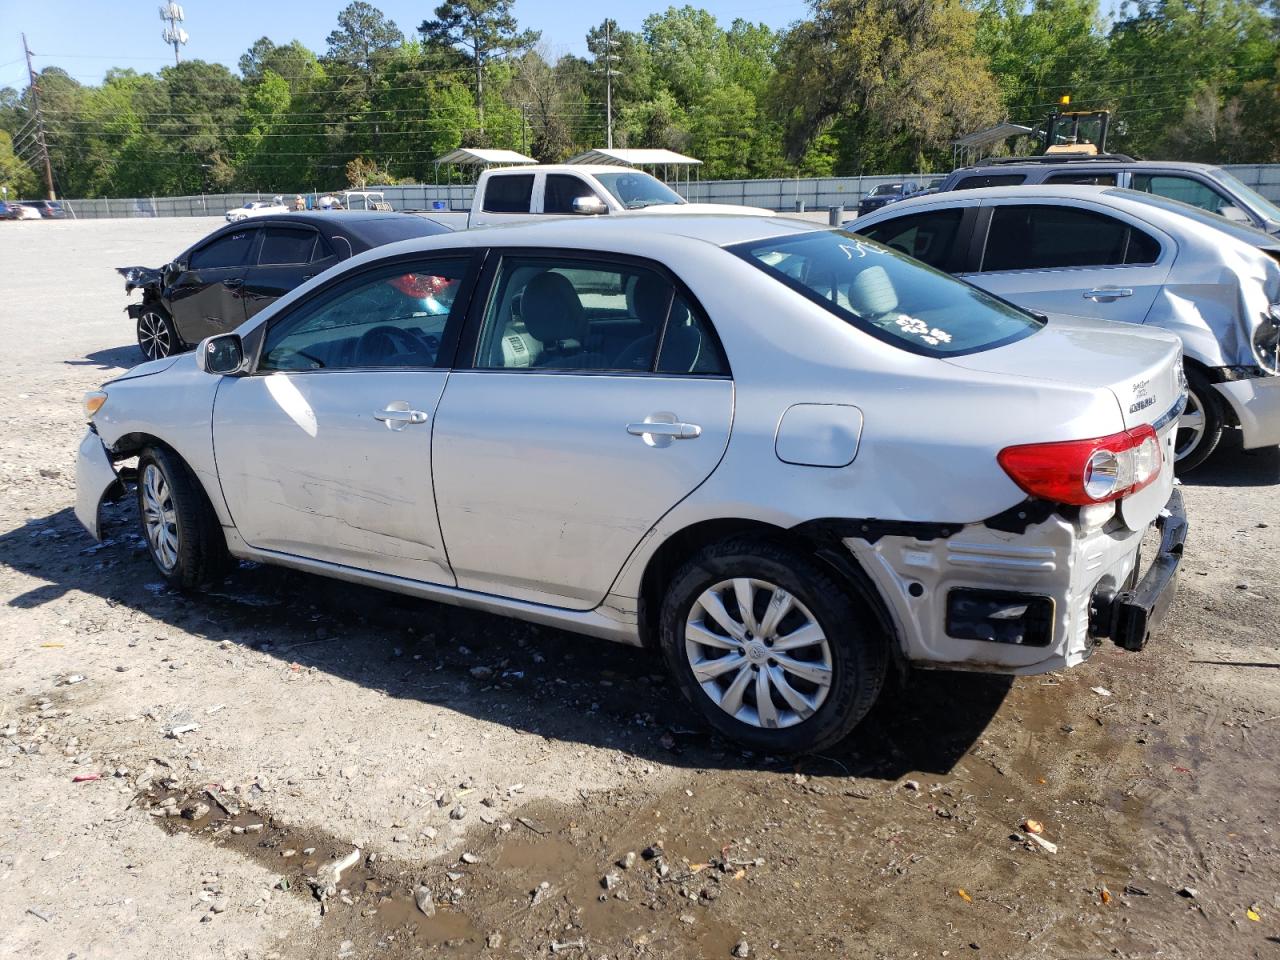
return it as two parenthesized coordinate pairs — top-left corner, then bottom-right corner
(998, 424), (1162, 506)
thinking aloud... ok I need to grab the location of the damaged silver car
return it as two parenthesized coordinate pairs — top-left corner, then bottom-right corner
(852, 185), (1280, 469)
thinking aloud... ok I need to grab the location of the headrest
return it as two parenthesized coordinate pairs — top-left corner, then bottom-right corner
(846, 265), (899, 317)
(522, 272), (585, 345)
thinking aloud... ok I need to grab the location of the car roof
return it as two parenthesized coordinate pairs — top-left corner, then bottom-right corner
(954, 158), (1221, 175)
(433, 212), (820, 248)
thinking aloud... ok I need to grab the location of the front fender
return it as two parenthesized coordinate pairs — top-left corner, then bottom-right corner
(74, 429), (123, 540)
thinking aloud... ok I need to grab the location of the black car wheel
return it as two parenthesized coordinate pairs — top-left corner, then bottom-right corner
(137, 306), (181, 360)
(136, 446), (229, 589)
(1174, 367), (1224, 473)
(659, 536), (889, 754)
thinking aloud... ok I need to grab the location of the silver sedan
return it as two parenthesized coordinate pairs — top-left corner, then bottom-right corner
(76, 215), (1187, 753)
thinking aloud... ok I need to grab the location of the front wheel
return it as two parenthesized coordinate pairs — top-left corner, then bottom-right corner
(136, 447), (229, 589)
(659, 537), (888, 754)
(137, 305), (181, 360)
(1174, 367), (1224, 473)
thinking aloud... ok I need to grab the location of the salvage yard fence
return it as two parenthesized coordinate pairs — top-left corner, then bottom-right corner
(39, 164), (1280, 219)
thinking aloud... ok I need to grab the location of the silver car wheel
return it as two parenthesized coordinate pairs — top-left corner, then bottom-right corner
(141, 463), (179, 572)
(138, 311), (171, 360)
(1175, 387), (1206, 461)
(685, 578), (832, 730)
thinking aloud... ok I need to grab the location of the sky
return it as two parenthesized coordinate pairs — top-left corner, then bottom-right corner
(0, 0), (818, 89)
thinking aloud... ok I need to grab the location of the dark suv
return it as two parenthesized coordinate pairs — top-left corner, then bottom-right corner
(21, 199), (67, 219)
(934, 157), (1280, 236)
(856, 181), (921, 216)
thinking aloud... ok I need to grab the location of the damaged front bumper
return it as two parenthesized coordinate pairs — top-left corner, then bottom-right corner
(843, 488), (1188, 676)
(1211, 368), (1280, 449)
(74, 427), (122, 541)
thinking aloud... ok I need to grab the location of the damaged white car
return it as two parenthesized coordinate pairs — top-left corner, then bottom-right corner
(851, 185), (1280, 469)
(76, 215), (1188, 753)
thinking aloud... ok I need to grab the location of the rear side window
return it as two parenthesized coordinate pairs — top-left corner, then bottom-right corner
(258, 227), (316, 265)
(190, 230), (254, 269)
(953, 173), (1026, 190)
(855, 209), (964, 270)
(543, 175), (601, 215)
(732, 230), (1042, 358)
(1045, 172), (1118, 186)
(483, 174), (534, 214)
(982, 205), (1160, 271)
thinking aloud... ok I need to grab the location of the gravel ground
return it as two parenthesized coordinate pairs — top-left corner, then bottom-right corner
(1, 217), (1277, 960)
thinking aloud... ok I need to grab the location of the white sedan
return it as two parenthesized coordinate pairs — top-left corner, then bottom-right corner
(850, 185), (1280, 469)
(76, 215), (1187, 752)
(225, 199), (290, 222)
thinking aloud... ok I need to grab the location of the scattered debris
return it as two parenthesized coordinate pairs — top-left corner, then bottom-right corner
(1090, 687), (1112, 697)
(517, 816), (548, 835)
(902, 779), (921, 792)
(166, 723), (199, 739)
(732, 940), (751, 957)
(1177, 886), (1198, 899)
(1022, 819), (1044, 835)
(1025, 833), (1058, 855)
(550, 939), (586, 953)
(71, 773), (101, 783)
(617, 851), (637, 870)
(956, 889), (973, 903)
(311, 848), (361, 900)
(181, 801), (210, 820)
(1246, 907), (1261, 922)
(414, 885), (436, 917)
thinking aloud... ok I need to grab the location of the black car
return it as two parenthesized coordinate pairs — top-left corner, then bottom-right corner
(22, 199), (67, 218)
(855, 181), (920, 217)
(118, 211), (454, 359)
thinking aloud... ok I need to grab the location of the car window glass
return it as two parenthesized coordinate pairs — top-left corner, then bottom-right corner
(856, 209), (964, 269)
(259, 260), (468, 372)
(656, 294), (729, 375)
(313, 233), (335, 261)
(1130, 174), (1230, 214)
(734, 230), (1042, 357)
(476, 258), (694, 373)
(543, 175), (601, 214)
(190, 230), (254, 269)
(953, 173), (1026, 190)
(483, 174), (534, 214)
(981, 205), (1159, 271)
(258, 228), (317, 266)
(1044, 172), (1118, 186)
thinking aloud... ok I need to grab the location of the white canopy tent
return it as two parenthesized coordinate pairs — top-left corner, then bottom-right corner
(950, 122), (1035, 166)
(567, 148), (703, 194)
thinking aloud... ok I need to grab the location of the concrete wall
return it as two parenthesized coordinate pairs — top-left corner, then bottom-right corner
(51, 165), (1280, 219)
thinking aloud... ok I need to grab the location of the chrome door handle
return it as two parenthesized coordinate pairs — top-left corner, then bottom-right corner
(627, 417), (702, 447)
(1083, 287), (1134, 301)
(373, 404), (429, 430)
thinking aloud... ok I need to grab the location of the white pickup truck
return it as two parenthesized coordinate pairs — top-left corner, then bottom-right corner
(431, 165), (772, 228)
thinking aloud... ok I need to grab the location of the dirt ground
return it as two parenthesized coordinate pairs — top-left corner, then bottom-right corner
(1, 217), (1277, 960)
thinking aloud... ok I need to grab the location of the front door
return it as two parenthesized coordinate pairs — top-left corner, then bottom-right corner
(213, 256), (475, 584)
(168, 227), (258, 344)
(960, 200), (1172, 326)
(432, 253), (734, 610)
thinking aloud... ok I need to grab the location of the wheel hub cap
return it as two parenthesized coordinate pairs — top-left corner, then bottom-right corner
(141, 463), (179, 573)
(685, 577), (833, 730)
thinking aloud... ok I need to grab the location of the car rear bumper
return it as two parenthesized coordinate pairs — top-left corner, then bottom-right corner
(843, 488), (1187, 675)
(1213, 373), (1280, 449)
(75, 428), (122, 541)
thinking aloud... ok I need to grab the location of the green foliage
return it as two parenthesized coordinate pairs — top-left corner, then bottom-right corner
(1, 0), (1276, 198)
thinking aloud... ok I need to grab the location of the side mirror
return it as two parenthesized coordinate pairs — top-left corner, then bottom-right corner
(572, 196), (608, 216)
(1219, 204), (1249, 224)
(197, 334), (248, 376)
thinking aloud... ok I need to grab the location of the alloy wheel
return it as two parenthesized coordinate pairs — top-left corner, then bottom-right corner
(141, 463), (179, 572)
(1174, 387), (1206, 462)
(138, 311), (171, 360)
(684, 578), (833, 730)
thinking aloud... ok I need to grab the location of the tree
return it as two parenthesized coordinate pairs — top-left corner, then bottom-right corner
(420, 0), (540, 132)
(0, 129), (38, 198)
(325, 2), (404, 85)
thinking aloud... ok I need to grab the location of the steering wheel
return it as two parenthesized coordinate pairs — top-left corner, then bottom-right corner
(354, 324), (430, 366)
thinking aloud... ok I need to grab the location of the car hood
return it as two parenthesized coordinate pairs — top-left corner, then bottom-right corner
(633, 202), (775, 216)
(944, 313), (1184, 431)
(105, 353), (187, 384)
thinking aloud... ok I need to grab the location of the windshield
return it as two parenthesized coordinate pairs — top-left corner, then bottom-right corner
(593, 171), (686, 209)
(871, 184), (901, 196)
(731, 230), (1044, 358)
(1208, 169), (1280, 224)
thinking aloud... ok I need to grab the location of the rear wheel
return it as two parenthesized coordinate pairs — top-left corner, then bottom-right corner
(659, 537), (888, 754)
(136, 446), (228, 589)
(137, 305), (181, 360)
(1174, 367), (1224, 473)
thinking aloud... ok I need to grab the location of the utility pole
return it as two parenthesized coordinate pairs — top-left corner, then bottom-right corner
(22, 33), (56, 201)
(596, 20), (619, 150)
(520, 103), (529, 155)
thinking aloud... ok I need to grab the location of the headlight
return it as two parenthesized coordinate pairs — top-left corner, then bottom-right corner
(84, 390), (107, 419)
(1253, 305), (1280, 374)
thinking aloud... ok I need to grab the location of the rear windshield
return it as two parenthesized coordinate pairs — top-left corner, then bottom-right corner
(350, 217), (452, 247)
(731, 229), (1043, 357)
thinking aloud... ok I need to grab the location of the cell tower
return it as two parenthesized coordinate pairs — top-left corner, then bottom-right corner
(159, 3), (189, 65)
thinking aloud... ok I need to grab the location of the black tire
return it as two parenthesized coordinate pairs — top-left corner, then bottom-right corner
(659, 537), (889, 754)
(136, 446), (229, 590)
(137, 304), (182, 361)
(1174, 366), (1224, 474)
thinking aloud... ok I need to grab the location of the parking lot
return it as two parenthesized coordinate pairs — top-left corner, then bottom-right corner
(1, 217), (1278, 959)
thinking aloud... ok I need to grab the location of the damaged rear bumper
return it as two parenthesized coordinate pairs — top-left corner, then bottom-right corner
(75, 427), (122, 541)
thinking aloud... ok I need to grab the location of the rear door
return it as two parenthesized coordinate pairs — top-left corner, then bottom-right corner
(168, 227), (257, 344)
(241, 224), (339, 319)
(959, 200), (1172, 325)
(431, 250), (734, 610)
